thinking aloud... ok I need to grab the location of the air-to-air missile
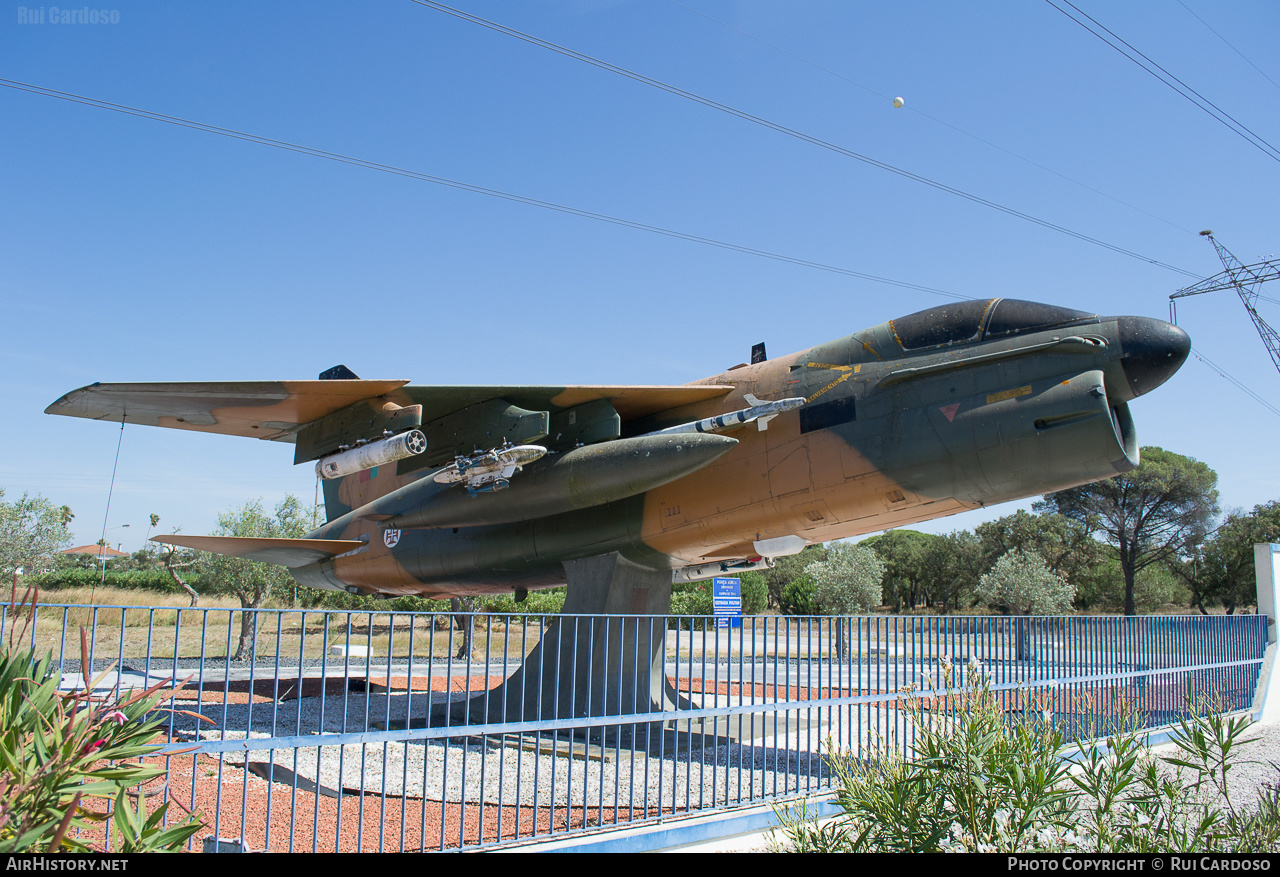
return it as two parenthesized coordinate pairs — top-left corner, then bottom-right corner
(46, 298), (1191, 733)
(642, 394), (808, 436)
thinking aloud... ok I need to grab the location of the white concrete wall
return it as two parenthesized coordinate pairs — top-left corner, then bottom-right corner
(1258, 543), (1279, 645)
(1254, 544), (1280, 722)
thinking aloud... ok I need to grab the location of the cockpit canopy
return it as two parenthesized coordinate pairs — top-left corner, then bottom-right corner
(889, 299), (1098, 351)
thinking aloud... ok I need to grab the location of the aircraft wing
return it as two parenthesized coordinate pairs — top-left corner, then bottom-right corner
(400, 385), (733, 422)
(46, 382), (735, 452)
(153, 535), (365, 567)
(45, 380), (410, 442)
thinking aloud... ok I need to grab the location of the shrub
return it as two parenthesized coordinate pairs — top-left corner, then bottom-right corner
(771, 659), (1280, 853)
(738, 571), (768, 615)
(299, 589), (388, 611)
(0, 588), (203, 852)
(29, 568), (194, 596)
(479, 588), (566, 618)
(780, 574), (817, 615)
(388, 595), (454, 615)
(668, 574), (765, 627)
(668, 587), (715, 630)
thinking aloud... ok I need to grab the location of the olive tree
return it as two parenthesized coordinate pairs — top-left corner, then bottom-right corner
(806, 542), (886, 661)
(808, 542), (886, 614)
(976, 549), (1075, 660)
(976, 549), (1075, 616)
(975, 510), (1101, 593)
(195, 496), (309, 661)
(0, 489), (73, 577)
(763, 545), (827, 613)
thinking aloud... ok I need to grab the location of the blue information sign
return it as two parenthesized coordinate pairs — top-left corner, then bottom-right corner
(712, 577), (742, 628)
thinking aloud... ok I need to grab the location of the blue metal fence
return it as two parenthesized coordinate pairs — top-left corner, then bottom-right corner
(1, 603), (1268, 852)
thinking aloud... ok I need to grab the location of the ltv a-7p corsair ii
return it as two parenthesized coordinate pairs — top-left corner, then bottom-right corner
(48, 298), (1189, 738)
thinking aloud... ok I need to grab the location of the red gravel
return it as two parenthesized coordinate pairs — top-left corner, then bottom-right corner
(67, 752), (683, 852)
(64, 675), (686, 852)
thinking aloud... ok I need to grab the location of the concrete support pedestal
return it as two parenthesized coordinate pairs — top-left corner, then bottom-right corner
(420, 552), (721, 751)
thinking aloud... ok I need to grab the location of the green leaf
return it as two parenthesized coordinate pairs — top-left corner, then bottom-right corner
(112, 788), (142, 845)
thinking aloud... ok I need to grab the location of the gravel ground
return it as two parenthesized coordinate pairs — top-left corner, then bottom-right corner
(91, 680), (834, 852)
(166, 685), (832, 809)
(1145, 715), (1280, 810)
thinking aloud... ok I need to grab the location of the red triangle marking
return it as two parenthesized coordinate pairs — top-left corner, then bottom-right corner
(940, 403), (960, 422)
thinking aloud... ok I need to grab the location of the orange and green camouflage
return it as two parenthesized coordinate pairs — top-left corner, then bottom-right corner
(47, 299), (1189, 602)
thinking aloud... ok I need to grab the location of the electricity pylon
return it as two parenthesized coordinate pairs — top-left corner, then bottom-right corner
(1171, 231), (1280, 376)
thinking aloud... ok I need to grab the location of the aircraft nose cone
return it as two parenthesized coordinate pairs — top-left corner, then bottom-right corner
(1117, 316), (1191, 398)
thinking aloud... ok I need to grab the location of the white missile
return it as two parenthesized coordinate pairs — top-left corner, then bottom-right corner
(434, 443), (548, 494)
(672, 556), (775, 583)
(316, 429), (427, 480)
(642, 394), (807, 437)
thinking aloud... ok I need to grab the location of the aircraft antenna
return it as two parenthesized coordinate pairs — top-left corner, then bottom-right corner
(1170, 231), (1280, 376)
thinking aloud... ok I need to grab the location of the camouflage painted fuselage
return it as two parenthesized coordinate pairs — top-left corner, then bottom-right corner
(292, 299), (1187, 598)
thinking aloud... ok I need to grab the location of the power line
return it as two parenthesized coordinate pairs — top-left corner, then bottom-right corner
(1175, 0), (1280, 97)
(0, 78), (964, 300)
(1044, 0), (1280, 165)
(664, 0), (884, 101)
(1189, 347), (1280, 419)
(666, 0), (1196, 236)
(407, 0), (1200, 278)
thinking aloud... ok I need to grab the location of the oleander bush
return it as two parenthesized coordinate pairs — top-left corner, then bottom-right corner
(0, 587), (204, 852)
(772, 657), (1280, 853)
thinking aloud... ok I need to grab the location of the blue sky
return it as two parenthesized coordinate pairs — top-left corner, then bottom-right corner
(3, 0), (1278, 553)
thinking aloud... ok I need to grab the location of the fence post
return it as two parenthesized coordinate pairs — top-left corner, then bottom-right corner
(1253, 543), (1280, 721)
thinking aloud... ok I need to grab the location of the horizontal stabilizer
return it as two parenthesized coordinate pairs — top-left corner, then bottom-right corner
(152, 535), (365, 568)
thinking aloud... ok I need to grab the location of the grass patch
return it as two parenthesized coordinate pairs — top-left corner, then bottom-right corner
(10, 589), (547, 663)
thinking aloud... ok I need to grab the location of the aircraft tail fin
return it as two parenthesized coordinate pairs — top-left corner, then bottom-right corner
(321, 476), (348, 525)
(318, 465), (411, 524)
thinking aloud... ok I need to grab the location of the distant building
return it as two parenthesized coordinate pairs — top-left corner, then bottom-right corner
(62, 544), (129, 561)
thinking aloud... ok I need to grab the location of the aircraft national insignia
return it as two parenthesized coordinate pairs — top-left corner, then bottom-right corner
(383, 528), (401, 548)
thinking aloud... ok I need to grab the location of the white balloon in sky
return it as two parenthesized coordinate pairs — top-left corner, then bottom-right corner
(893, 96), (905, 108)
